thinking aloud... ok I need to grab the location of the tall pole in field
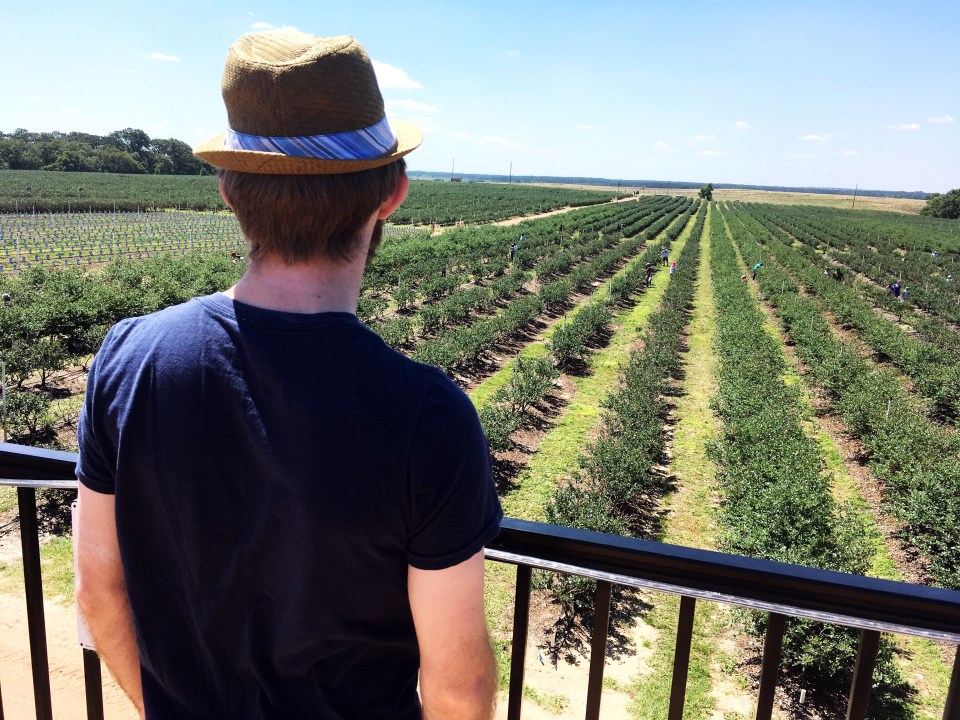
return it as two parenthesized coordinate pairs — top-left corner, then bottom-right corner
(852, 183), (859, 210)
(509, 161), (512, 184)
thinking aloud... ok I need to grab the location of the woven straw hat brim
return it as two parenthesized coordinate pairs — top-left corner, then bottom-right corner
(194, 119), (422, 174)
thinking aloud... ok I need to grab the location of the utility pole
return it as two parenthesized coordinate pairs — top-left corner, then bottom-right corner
(509, 161), (512, 184)
(852, 183), (859, 210)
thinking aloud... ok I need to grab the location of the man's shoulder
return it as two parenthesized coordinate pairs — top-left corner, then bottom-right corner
(94, 295), (223, 375)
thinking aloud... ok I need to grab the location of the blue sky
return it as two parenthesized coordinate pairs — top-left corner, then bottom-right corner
(2, 1), (957, 192)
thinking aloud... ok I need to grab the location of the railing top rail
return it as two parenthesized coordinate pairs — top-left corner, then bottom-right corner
(0, 442), (78, 481)
(489, 519), (960, 640)
(4, 442), (959, 641)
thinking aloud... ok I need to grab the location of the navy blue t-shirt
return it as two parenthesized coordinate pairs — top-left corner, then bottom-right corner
(76, 293), (502, 720)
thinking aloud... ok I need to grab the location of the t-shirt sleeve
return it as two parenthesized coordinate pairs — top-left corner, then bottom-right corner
(406, 372), (503, 570)
(75, 328), (120, 495)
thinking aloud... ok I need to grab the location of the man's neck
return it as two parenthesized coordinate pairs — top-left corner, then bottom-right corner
(224, 254), (366, 314)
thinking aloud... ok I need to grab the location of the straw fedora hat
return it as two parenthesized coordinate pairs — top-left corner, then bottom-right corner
(194, 30), (422, 174)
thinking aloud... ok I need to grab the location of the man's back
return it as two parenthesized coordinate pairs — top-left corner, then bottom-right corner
(77, 293), (501, 719)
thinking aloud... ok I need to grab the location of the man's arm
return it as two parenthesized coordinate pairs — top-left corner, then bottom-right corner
(75, 483), (145, 718)
(408, 550), (497, 720)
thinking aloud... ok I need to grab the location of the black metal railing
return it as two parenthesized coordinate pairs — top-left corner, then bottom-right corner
(2, 441), (960, 720)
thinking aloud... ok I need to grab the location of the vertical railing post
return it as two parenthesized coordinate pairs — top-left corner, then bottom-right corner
(17, 486), (53, 720)
(507, 565), (532, 720)
(845, 630), (881, 720)
(755, 612), (787, 720)
(941, 645), (959, 720)
(668, 596), (697, 720)
(585, 580), (612, 720)
(82, 649), (105, 720)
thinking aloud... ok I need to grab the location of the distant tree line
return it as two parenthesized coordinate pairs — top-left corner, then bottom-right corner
(920, 188), (960, 219)
(0, 128), (215, 176)
(407, 171), (931, 200)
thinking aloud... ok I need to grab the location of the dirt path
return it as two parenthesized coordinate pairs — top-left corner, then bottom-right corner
(0, 592), (136, 719)
(431, 197), (635, 235)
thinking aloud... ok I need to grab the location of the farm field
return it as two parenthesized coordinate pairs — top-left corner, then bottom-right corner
(1, 191), (960, 719)
(0, 169), (615, 219)
(671, 187), (928, 214)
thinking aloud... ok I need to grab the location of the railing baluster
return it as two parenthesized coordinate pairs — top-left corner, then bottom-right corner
(668, 595), (696, 720)
(845, 629), (880, 720)
(82, 649), (104, 720)
(755, 612), (787, 720)
(17, 486), (53, 720)
(942, 645), (960, 720)
(507, 564), (532, 720)
(585, 580), (612, 720)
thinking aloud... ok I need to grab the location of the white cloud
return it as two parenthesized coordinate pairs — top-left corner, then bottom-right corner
(148, 52), (180, 62)
(787, 152), (814, 158)
(504, 50), (520, 58)
(251, 21), (273, 29)
(576, 124), (597, 130)
(386, 98), (438, 113)
(653, 141), (672, 150)
(699, 150), (724, 157)
(692, 133), (717, 144)
(445, 130), (470, 140)
(372, 61), (423, 90)
(928, 115), (954, 124)
(840, 150), (858, 156)
(799, 133), (838, 142)
(406, 115), (438, 131)
(886, 123), (921, 131)
(562, 144), (574, 150)
(734, 120), (750, 130)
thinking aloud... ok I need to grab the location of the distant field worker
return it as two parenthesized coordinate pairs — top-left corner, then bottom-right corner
(75, 28), (501, 720)
(891, 281), (902, 298)
(752, 262), (762, 280)
(669, 261), (677, 276)
(644, 262), (654, 287)
(661, 246), (669, 265)
(901, 287), (910, 302)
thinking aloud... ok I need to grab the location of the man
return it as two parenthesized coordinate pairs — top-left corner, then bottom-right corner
(75, 29), (502, 720)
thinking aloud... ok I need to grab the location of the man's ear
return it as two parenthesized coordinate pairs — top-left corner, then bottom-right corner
(377, 173), (409, 220)
(218, 175), (234, 210)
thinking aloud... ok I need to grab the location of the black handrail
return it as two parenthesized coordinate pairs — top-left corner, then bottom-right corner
(488, 518), (960, 641)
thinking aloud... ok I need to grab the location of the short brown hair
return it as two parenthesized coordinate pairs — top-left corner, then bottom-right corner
(219, 159), (406, 264)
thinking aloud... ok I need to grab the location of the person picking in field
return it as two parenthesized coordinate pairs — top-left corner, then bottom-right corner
(75, 29), (502, 720)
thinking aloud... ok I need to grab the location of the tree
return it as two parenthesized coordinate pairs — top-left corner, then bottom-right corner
(698, 183), (714, 201)
(152, 138), (211, 175)
(97, 145), (147, 174)
(920, 188), (960, 219)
